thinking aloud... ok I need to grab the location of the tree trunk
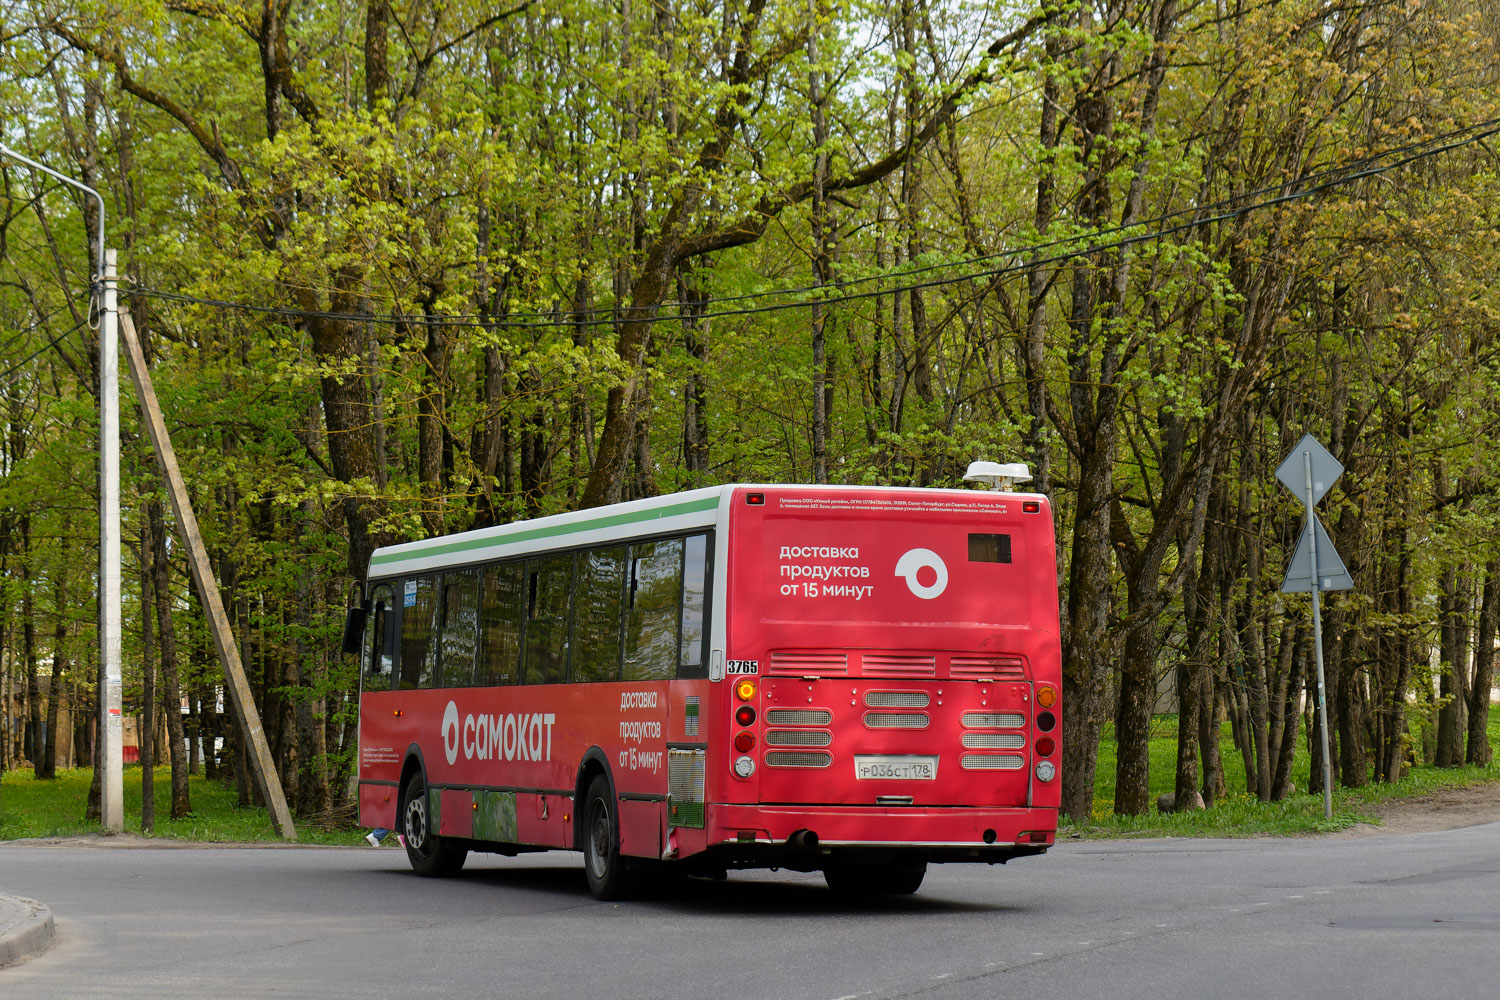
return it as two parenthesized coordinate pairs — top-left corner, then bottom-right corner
(140, 505), (157, 832)
(1114, 619), (1159, 816)
(1270, 629), (1305, 801)
(24, 561), (39, 769)
(1467, 560), (1498, 767)
(678, 268), (711, 480)
(150, 499), (192, 818)
(38, 587), (66, 781)
(808, 7), (832, 484)
(1434, 559), (1469, 767)
(1059, 432), (1115, 821)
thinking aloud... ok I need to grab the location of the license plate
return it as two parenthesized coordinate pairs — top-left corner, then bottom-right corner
(854, 755), (938, 780)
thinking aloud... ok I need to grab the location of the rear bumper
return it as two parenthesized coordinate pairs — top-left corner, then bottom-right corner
(696, 803), (1054, 869)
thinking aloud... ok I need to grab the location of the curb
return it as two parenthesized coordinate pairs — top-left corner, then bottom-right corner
(0, 893), (55, 968)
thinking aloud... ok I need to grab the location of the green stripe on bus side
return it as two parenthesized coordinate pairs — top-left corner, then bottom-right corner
(368, 494), (721, 569)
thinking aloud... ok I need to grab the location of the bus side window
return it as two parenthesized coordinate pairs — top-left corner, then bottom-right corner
(479, 562), (522, 686)
(400, 576), (439, 690)
(678, 533), (709, 677)
(624, 537), (682, 682)
(572, 546), (626, 683)
(363, 585), (395, 690)
(439, 570), (480, 687)
(525, 553), (573, 685)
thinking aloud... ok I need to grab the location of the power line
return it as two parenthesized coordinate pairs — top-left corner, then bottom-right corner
(0, 318), (88, 381)
(0, 299), (80, 356)
(130, 115), (1500, 333)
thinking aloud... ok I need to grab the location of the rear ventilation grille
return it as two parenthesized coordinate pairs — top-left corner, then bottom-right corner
(765, 708), (833, 726)
(768, 651), (848, 676)
(950, 655), (1028, 680)
(961, 753), (1025, 770)
(962, 732), (1026, 749)
(766, 751), (833, 769)
(766, 729), (832, 747)
(862, 653), (937, 678)
(864, 712), (930, 730)
(962, 712), (1026, 729)
(865, 691), (930, 708)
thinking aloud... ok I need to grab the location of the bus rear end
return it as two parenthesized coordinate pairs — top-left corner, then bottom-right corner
(708, 486), (1060, 889)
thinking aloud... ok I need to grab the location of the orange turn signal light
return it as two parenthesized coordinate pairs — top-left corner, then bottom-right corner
(736, 679), (757, 701)
(1035, 686), (1056, 708)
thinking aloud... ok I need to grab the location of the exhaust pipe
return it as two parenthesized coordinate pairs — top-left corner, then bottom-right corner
(787, 829), (820, 852)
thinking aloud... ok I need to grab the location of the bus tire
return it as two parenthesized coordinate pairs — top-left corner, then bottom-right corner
(824, 859), (926, 896)
(400, 772), (468, 877)
(582, 774), (633, 900)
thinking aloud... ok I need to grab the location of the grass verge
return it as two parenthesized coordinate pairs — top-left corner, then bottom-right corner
(0, 767), (364, 845)
(1063, 713), (1500, 838)
(4, 715), (1498, 843)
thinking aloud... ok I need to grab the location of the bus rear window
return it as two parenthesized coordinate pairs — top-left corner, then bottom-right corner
(968, 533), (1012, 564)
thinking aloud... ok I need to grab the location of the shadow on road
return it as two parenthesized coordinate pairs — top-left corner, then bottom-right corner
(372, 861), (1022, 916)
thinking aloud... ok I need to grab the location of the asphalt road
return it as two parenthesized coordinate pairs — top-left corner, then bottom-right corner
(2, 820), (1498, 999)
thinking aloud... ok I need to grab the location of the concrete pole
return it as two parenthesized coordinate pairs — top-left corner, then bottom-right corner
(101, 249), (123, 832)
(0, 145), (121, 831)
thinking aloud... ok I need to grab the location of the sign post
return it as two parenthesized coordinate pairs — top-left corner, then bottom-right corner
(1277, 434), (1352, 820)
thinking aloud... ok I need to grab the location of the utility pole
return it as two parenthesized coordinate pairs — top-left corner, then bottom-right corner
(0, 146), (123, 832)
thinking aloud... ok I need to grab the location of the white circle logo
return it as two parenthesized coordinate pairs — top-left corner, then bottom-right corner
(441, 701), (460, 765)
(895, 548), (948, 599)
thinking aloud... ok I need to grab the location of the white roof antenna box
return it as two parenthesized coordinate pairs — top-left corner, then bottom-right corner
(964, 461), (1033, 492)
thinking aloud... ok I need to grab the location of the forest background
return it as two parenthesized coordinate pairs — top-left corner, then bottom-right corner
(0, 0), (1497, 830)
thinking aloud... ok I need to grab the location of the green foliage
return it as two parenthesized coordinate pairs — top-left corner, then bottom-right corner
(3, 0), (1499, 825)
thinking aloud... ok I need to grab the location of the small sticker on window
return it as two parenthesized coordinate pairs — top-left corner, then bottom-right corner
(404, 580), (417, 607)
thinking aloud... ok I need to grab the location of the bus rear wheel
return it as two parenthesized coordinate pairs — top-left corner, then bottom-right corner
(582, 775), (634, 900)
(400, 772), (467, 877)
(824, 859), (926, 896)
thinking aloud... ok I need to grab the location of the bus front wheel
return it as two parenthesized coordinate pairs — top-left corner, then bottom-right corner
(582, 775), (634, 900)
(400, 772), (467, 877)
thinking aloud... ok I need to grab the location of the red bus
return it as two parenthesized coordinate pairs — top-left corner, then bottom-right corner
(351, 483), (1060, 898)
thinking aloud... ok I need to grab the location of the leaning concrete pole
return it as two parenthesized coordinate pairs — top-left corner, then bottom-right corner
(118, 306), (297, 840)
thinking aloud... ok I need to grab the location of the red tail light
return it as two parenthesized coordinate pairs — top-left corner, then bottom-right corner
(735, 705), (756, 727)
(1035, 736), (1055, 757)
(734, 731), (756, 753)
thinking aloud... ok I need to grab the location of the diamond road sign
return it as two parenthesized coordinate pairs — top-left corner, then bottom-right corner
(1275, 433), (1342, 507)
(1276, 433), (1352, 594)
